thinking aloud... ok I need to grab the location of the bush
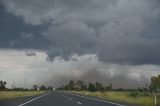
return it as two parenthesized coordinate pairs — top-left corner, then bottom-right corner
(128, 92), (139, 97)
(88, 83), (96, 92)
(128, 92), (150, 97)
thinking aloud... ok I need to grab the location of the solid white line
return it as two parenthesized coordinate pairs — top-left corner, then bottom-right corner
(64, 92), (125, 106)
(18, 93), (48, 106)
(77, 102), (82, 104)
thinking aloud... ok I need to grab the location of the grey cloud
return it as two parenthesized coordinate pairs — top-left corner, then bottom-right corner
(1, 0), (117, 25)
(96, 0), (160, 65)
(21, 32), (34, 41)
(43, 21), (96, 61)
(1, 0), (160, 65)
(0, 4), (51, 49)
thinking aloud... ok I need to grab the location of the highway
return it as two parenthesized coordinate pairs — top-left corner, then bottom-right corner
(0, 92), (137, 106)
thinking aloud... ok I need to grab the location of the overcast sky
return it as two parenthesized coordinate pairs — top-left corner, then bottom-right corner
(0, 0), (160, 88)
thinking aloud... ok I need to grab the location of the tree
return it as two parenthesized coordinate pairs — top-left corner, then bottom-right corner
(64, 85), (69, 90)
(33, 85), (38, 90)
(68, 80), (75, 90)
(40, 85), (47, 90)
(47, 86), (53, 90)
(106, 84), (112, 91)
(0, 80), (7, 90)
(95, 81), (104, 91)
(76, 80), (86, 90)
(149, 75), (160, 92)
(88, 83), (96, 92)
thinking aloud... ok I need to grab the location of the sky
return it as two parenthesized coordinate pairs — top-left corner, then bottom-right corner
(0, 0), (160, 88)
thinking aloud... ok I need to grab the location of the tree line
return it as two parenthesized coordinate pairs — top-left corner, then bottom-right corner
(58, 74), (160, 92)
(0, 74), (160, 92)
(58, 80), (112, 92)
(33, 85), (54, 90)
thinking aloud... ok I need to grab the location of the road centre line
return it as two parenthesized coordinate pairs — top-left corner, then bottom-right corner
(63, 92), (125, 106)
(77, 101), (82, 104)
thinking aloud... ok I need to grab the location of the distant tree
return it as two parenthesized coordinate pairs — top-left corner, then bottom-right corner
(106, 84), (112, 91)
(88, 83), (96, 92)
(40, 85), (47, 90)
(76, 80), (86, 90)
(0, 80), (7, 90)
(81, 84), (87, 91)
(13, 87), (25, 91)
(33, 85), (38, 90)
(143, 84), (149, 93)
(68, 80), (75, 90)
(58, 86), (64, 90)
(95, 81), (104, 91)
(47, 86), (53, 90)
(64, 85), (69, 90)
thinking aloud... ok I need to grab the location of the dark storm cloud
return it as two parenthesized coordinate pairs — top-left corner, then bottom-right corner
(1, 0), (160, 65)
(43, 21), (96, 61)
(0, 4), (51, 49)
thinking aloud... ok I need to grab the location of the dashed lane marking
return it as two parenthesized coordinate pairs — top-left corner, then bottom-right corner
(64, 92), (125, 106)
(77, 102), (82, 104)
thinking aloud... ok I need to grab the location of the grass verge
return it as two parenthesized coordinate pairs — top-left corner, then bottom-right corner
(0, 91), (45, 100)
(70, 91), (158, 106)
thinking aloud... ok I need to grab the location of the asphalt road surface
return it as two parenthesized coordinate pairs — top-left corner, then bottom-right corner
(0, 92), (137, 106)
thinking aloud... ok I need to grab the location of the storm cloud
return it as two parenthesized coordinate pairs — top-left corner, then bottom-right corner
(1, 0), (160, 88)
(1, 0), (160, 65)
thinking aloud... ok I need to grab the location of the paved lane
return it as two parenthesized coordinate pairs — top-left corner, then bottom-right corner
(0, 92), (137, 106)
(61, 92), (125, 106)
(0, 94), (45, 106)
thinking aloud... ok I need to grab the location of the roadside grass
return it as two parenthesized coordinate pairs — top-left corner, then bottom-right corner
(157, 95), (160, 106)
(70, 91), (157, 106)
(0, 91), (45, 100)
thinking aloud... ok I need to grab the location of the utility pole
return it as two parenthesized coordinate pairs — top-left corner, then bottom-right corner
(13, 81), (15, 89)
(25, 78), (27, 89)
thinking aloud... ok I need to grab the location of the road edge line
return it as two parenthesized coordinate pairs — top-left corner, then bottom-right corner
(18, 93), (48, 106)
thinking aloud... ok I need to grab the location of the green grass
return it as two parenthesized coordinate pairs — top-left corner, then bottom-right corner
(70, 91), (158, 106)
(0, 91), (45, 100)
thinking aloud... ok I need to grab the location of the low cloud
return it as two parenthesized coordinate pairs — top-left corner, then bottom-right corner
(0, 50), (159, 88)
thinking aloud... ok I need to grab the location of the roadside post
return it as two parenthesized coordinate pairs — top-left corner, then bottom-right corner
(155, 95), (157, 106)
(85, 91), (88, 96)
(97, 92), (100, 97)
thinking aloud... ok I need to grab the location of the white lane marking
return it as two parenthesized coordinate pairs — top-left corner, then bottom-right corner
(18, 93), (48, 106)
(77, 102), (82, 104)
(64, 92), (125, 106)
(69, 97), (72, 100)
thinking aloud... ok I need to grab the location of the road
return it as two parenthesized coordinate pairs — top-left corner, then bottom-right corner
(0, 92), (137, 106)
